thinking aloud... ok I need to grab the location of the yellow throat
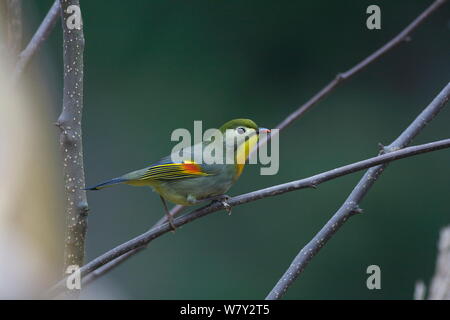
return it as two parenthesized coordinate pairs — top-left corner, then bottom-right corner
(234, 133), (259, 180)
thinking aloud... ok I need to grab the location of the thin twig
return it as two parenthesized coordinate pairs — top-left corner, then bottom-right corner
(56, 0), (87, 298)
(265, 82), (450, 300)
(82, 204), (185, 287)
(414, 281), (427, 300)
(11, 0), (60, 84)
(82, 246), (146, 286)
(275, 0), (448, 131)
(78, 0), (448, 286)
(47, 136), (450, 297)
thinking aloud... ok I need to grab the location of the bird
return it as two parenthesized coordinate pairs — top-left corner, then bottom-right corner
(85, 119), (270, 229)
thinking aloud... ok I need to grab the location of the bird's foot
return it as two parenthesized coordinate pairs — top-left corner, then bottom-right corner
(167, 213), (177, 232)
(223, 202), (232, 215)
(211, 194), (232, 215)
(160, 195), (176, 232)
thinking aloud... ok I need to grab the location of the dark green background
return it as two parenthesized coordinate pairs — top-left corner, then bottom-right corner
(24, 0), (450, 299)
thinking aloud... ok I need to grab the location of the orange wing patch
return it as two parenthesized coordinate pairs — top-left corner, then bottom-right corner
(139, 160), (209, 181)
(181, 161), (203, 174)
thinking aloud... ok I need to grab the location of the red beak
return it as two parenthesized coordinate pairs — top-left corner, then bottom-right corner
(257, 128), (271, 134)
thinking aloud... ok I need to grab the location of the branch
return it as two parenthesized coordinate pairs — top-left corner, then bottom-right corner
(414, 225), (450, 300)
(414, 281), (426, 300)
(82, 246), (146, 287)
(12, 0), (60, 84)
(82, 205), (185, 287)
(275, 0), (448, 131)
(55, 0), (87, 298)
(78, 0), (449, 286)
(47, 136), (450, 297)
(265, 82), (450, 299)
(427, 226), (450, 299)
(44, 0), (446, 292)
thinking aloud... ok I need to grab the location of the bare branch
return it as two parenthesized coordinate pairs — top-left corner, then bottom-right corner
(414, 225), (450, 300)
(82, 247), (146, 287)
(82, 205), (185, 286)
(47, 135), (450, 297)
(56, 0), (87, 298)
(253, 0), (448, 166)
(4, 0), (23, 58)
(428, 226), (450, 300)
(12, 0), (60, 84)
(275, 0), (448, 131)
(414, 281), (426, 300)
(266, 82), (450, 300)
(49, 0), (447, 294)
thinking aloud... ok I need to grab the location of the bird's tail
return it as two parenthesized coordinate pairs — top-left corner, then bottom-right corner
(84, 177), (127, 190)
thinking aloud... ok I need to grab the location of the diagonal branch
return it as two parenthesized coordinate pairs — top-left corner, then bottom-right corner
(75, 0), (448, 286)
(81, 205), (185, 286)
(265, 82), (450, 300)
(82, 246), (146, 287)
(47, 135), (450, 297)
(55, 0), (87, 298)
(275, 0), (448, 131)
(12, 0), (60, 84)
(414, 225), (450, 300)
(427, 226), (450, 299)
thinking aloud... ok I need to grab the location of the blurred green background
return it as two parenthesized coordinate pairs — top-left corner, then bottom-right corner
(23, 0), (449, 299)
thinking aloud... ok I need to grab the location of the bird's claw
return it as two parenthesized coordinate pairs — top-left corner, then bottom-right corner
(168, 216), (177, 232)
(209, 195), (232, 215)
(217, 195), (232, 215)
(160, 195), (176, 232)
(222, 201), (232, 215)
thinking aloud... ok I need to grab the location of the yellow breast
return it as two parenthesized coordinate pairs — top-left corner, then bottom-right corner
(234, 134), (259, 180)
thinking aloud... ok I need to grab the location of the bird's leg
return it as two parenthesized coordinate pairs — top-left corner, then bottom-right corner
(202, 194), (232, 215)
(160, 196), (176, 231)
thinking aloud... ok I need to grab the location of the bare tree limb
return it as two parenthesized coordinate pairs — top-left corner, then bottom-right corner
(414, 281), (426, 300)
(428, 226), (450, 300)
(265, 82), (450, 300)
(47, 135), (450, 297)
(82, 205), (185, 287)
(76, 0), (448, 286)
(12, 0), (60, 84)
(55, 0), (87, 298)
(414, 225), (450, 300)
(275, 0), (448, 131)
(82, 246), (146, 287)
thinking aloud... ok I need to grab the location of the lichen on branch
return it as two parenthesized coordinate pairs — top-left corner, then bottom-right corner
(56, 0), (88, 288)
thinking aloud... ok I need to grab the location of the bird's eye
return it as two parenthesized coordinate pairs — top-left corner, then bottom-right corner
(236, 127), (246, 134)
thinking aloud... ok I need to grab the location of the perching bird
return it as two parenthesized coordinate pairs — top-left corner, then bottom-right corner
(86, 119), (270, 229)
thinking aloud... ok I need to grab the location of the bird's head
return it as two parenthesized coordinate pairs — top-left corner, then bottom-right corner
(219, 119), (270, 141)
(219, 118), (270, 146)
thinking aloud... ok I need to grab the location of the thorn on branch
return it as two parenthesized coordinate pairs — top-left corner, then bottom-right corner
(350, 206), (364, 215)
(378, 142), (386, 154)
(55, 116), (69, 130)
(335, 73), (345, 81)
